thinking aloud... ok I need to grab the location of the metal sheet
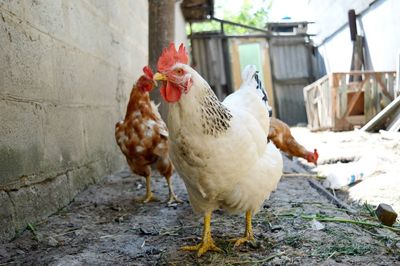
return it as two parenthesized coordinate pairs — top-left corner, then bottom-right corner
(269, 36), (314, 125)
(191, 35), (231, 99)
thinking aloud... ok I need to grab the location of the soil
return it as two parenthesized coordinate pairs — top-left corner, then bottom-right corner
(1, 129), (399, 265)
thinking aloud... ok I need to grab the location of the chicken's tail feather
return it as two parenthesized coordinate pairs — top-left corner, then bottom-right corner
(241, 65), (272, 116)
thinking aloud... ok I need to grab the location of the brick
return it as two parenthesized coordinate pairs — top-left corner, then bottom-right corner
(0, 12), (56, 101)
(0, 101), (44, 185)
(0, 192), (15, 243)
(8, 174), (71, 231)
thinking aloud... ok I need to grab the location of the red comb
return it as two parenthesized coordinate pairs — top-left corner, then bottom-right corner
(157, 43), (189, 73)
(307, 149), (319, 165)
(142, 66), (153, 79)
(313, 149), (319, 161)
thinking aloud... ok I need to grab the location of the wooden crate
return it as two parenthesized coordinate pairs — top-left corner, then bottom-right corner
(303, 71), (396, 131)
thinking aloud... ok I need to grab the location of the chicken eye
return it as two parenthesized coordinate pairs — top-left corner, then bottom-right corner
(175, 68), (184, 75)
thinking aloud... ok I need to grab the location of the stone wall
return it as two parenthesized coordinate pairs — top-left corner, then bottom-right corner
(0, 0), (148, 241)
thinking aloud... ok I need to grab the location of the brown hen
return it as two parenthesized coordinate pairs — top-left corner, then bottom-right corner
(268, 117), (318, 165)
(115, 66), (181, 204)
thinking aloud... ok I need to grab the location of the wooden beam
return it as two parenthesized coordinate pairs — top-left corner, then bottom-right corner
(148, 0), (175, 120)
(387, 108), (400, 132)
(361, 96), (400, 132)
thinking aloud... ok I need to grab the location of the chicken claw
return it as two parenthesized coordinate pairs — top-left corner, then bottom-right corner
(167, 193), (183, 205)
(230, 210), (255, 247)
(181, 212), (222, 257)
(136, 176), (159, 203)
(165, 175), (183, 204)
(137, 192), (159, 203)
(181, 239), (222, 257)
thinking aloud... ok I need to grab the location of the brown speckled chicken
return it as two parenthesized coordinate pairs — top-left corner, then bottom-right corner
(115, 66), (181, 204)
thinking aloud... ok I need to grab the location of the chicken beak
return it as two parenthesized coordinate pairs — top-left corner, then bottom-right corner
(153, 72), (168, 81)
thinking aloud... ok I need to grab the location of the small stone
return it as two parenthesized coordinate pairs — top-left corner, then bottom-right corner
(16, 249), (25, 255)
(0, 247), (9, 258)
(47, 236), (58, 247)
(311, 219), (325, 231)
(114, 216), (124, 223)
(271, 225), (282, 232)
(145, 248), (161, 255)
(375, 203), (398, 226)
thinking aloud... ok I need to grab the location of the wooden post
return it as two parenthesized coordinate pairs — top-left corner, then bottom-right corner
(148, 0), (175, 120)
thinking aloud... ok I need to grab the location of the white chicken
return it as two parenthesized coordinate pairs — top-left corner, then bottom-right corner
(154, 43), (283, 256)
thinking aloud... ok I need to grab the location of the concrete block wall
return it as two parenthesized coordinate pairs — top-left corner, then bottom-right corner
(0, 0), (148, 242)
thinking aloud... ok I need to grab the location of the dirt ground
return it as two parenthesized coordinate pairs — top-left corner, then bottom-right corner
(1, 129), (400, 265)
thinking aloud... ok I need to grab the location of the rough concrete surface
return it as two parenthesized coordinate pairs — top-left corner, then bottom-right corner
(0, 0), (148, 241)
(0, 153), (399, 265)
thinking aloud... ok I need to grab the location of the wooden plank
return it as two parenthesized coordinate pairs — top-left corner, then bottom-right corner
(334, 71), (396, 75)
(304, 71), (396, 131)
(303, 75), (331, 130)
(338, 74), (348, 119)
(331, 73), (338, 129)
(375, 73), (393, 101)
(361, 96), (400, 132)
(346, 115), (365, 126)
(387, 73), (395, 98)
(229, 40), (242, 90)
(323, 78), (332, 128)
(364, 76), (376, 122)
(263, 42), (276, 116)
(349, 35), (364, 82)
(387, 108), (400, 132)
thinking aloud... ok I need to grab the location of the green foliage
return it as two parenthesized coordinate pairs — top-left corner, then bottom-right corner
(188, 1), (270, 35)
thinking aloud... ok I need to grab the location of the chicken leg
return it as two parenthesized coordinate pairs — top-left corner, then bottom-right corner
(230, 210), (255, 247)
(165, 175), (182, 204)
(181, 212), (222, 257)
(138, 175), (158, 203)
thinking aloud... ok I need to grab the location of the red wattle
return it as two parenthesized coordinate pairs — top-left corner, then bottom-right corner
(161, 81), (181, 103)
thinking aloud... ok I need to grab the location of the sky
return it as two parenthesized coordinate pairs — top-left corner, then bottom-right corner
(214, 0), (313, 22)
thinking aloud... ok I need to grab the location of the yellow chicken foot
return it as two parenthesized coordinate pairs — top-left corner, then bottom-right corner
(181, 212), (222, 257)
(165, 175), (183, 204)
(137, 176), (159, 203)
(230, 210), (255, 247)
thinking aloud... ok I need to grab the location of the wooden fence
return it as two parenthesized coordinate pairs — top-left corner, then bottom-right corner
(303, 71), (397, 131)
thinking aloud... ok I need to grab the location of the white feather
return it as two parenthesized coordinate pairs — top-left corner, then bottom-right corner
(167, 63), (283, 215)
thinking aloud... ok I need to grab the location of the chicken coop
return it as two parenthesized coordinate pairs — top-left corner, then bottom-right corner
(303, 71), (397, 131)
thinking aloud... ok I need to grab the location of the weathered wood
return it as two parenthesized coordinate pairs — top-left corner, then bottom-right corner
(148, 0), (175, 120)
(387, 109), (400, 132)
(331, 73), (338, 130)
(308, 179), (356, 213)
(263, 42), (276, 116)
(304, 75), (331, 130)
(349, 35), (364, 82)
(376, 73), (394, 101)
(344, 79), (366, 117)
(387, 73), (395, 98)
(361, 96), (400, 132)
(348, 9), (357, 41)
(303, 71), (397, 131)
(338, 74), (347, 119)
(346, 115), (365, 125)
